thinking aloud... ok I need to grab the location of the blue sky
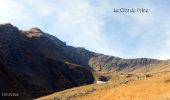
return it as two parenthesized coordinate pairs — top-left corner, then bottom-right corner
(0, 0), (170, 59)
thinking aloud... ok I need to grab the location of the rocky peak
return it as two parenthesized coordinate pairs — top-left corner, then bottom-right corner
(0, 23), (14, 28)
(23, 27), (44, 37)
(30, 27), (43, 33)
(0, 23), (18, 33)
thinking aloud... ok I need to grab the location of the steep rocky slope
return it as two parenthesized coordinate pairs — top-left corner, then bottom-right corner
(0, 23), (94, 100)
(0, 23), (169, 99)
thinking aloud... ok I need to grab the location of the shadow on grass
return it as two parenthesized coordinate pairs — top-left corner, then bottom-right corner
(165, 79), (170, 83)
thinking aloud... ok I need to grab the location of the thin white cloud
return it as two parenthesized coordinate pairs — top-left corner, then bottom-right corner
(52, 0), (119, 56)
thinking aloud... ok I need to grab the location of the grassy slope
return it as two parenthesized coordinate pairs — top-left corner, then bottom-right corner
(76, 72), (170, 100)
(36, 71), (170, 100)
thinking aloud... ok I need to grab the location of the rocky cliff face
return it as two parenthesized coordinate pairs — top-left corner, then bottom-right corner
(0, 23), (169, 100)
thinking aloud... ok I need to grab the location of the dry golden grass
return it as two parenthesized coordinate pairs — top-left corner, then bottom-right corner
(76, 72), (170, 100)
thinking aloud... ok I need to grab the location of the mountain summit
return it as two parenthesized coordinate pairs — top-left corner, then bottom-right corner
(0, 23), (19, 33)
(0, 23), (170, 100)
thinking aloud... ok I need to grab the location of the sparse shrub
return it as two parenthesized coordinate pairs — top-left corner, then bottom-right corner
(99, 76), (109, 81)
(165, 79), (170, 83)
(126, 74), (133, 78)
(146, 74), (153, 78)
(53, 97), (60, 100)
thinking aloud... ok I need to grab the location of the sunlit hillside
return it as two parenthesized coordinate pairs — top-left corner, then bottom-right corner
(76, 72), (170, 100)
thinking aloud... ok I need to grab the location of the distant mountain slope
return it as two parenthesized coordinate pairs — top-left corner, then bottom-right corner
(89, 55), (170, 73)
(0, 23), (169, 99)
